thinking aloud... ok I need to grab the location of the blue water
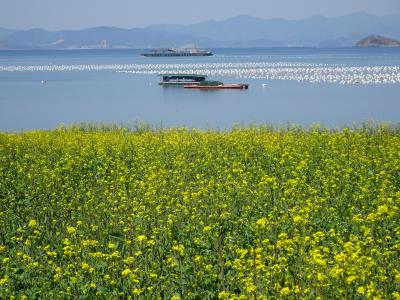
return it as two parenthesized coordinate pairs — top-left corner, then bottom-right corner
(1, 48), (400, 131)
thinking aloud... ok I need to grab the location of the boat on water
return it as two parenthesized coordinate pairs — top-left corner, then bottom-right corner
(184, 81), (249, 90)
(158, 74), (207, 86)
(142, 47), (212, 57)
(158, 74), (249, 89)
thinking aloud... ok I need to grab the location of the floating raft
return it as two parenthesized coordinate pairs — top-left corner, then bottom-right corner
(184, 83), (249, 90)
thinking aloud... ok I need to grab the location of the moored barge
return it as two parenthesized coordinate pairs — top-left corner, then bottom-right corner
(158, 74), (207, 86)
(142, 47), (212, 57)
(184, 81), (249, 90)
(158, 74), (249, 90)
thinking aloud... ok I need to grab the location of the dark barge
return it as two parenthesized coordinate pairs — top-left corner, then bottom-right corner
(158, 74), (207, 86)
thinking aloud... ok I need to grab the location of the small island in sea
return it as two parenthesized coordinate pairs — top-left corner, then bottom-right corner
(355, 34), (400, 47)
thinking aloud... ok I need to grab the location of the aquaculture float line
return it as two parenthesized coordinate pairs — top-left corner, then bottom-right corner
(1, 62), (399, 85)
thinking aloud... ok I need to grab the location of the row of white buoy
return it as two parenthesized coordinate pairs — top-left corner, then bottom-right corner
(0, 62), (329, 72)
(1, 62), (399, 73)
(1, 62), (399, 85)
(117, 65), (400, 85)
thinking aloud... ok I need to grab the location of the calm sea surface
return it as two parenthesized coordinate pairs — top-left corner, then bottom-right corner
(0, 48), (399, 131)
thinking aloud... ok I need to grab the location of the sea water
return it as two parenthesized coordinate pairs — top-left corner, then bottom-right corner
(0, 48), (399, 131)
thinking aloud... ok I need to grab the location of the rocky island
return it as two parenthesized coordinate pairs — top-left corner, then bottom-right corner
(355, 34), (400, 47)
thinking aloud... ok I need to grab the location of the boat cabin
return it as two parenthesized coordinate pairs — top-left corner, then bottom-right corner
(159, 74), (207, 86)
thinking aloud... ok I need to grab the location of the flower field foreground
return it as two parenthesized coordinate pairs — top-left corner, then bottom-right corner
(0, 125), (399, 299)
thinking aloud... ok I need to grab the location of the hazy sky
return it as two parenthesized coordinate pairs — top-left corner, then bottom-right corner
(1, 0), (400, 30)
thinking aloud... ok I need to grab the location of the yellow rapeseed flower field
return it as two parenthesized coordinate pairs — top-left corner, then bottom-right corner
(0, 124), (399, 299)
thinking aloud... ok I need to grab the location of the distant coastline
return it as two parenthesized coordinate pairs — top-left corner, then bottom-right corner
(355, 34), (400, 47)
(1, 13), (399, 50)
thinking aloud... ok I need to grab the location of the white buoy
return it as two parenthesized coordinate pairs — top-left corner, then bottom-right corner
(0, 61), (397, 85)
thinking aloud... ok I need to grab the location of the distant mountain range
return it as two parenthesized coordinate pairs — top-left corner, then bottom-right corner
(0, 28), (16, 39)
(1, 13), (399, 49)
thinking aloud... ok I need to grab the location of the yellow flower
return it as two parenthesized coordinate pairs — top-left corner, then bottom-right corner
(70, 276), (77, 283)
(28, 219), (37, 227)
(124, 256), (135, 265)
(218, 291), (229, 299)
(357, 286), (365, 295)
(395, 270), (400, 282)
(136, 235), (147, 242)
(122, 268), (131, 277)
(311, 250), (326, 266)
(392, 292), (400, 300)
(317, 273), (326, 282)
(377, 205), (389, 215)
(0, 275), (9, 286)
(293, 215), (303, 223)
(330, 267), (344, 279)
(66, 226), (76, 235)
(103, 274), (111, 281)
(203, 226), (212, 233)
(167, 257), (176, 267)
(108, 242), (117, 249)
(130, 288), (140, 295)
(255, 217), (267, 228)
(245, 281), (257, 293)
(346, 275), (358, 284)
(81, 262), (90, 271)
(280, 287), (290, 296)
(172, 244), (185, 256)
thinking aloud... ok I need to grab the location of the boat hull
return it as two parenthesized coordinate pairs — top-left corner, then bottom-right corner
(184, 84), (249, 90)
(159, 82), (201, 86)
